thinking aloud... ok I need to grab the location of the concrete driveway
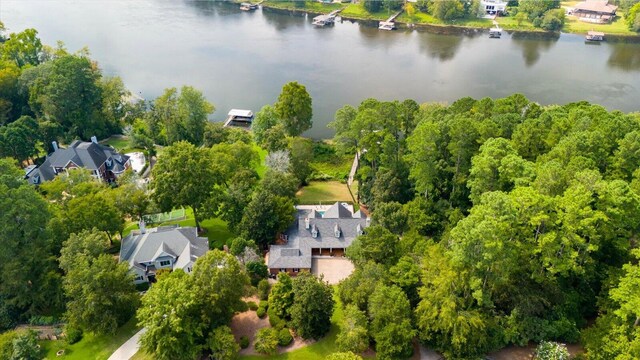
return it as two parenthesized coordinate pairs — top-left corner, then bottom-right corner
(108, 328), (146, 360)
(311, 257), (355, 284)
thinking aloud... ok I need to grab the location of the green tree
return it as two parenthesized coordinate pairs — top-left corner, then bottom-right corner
(337, 262), (389, 312)
(261, 123), (289, 152)
(269, 273), (294, 320)
(368, 285), (415, 360)
(254, 327), (279, 355)
(28, 54), (106, 139)
(177, 85), (214, 146)
(346, 225), (399, 267)
(1, 28), (43, 68)
(289, 137), (313, 184)
(150, 141), (219, 230)
(246, 261), (269, 287)
(190, 250), (249, 330)
(371, 202), (408, 235)
(138, 271), (203, 360)
(10, 330), (40, 360)
(240, 189), (295, 247)
(62, 254), (139, 334)
(626, 2), (640, 31)
(207, 325), (240, 360)
(56, 190), (124, 244)
(274, 81), (312, 137)
(58, 229), (110, 273)
(0, 115), (40, 163)
(252, 105), (279, 145)
(218, 170), (259, 233)
(290, 272), (334, 339)
(336, 304), (370, 353)
(362, 0), (382, 12)
(326, 352), (364, 360)
(430, 0), (466, 20)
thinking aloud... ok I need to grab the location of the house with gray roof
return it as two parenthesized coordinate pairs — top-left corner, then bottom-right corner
(268, 202), (369, 276)
(119, 224), (209, 284)
(25, 136), (130, 185)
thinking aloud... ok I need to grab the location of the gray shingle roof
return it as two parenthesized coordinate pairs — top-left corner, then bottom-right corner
(25, 140), (130, 184)
(268, 202), (369, 269)
(119, 226), (208, 273)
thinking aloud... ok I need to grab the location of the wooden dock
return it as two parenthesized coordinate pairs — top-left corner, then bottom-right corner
(379, 10), (403, 30)
(312, 8), (343, 27)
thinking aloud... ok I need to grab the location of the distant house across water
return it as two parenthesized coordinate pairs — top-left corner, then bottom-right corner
(571, 0), (618, 23)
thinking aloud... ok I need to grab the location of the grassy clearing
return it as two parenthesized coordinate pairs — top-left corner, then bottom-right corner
(40, 318), (140, 360)
(296, 181), (355, 205)
(341, 3), (389, 20)
(263, 0), (342, 13)
(563, 16), (634, 35)
(101, 136), (144, 154)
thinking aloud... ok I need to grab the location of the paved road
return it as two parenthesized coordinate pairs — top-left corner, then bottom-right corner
(108, 328), (147, 360)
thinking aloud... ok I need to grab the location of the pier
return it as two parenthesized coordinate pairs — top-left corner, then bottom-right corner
(312, 9), (343, 27)
(379, 10), (403, 30)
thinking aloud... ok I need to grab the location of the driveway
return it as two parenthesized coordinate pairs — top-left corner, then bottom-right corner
(311, 257), (355, 284)
(108, 328), (147, 360)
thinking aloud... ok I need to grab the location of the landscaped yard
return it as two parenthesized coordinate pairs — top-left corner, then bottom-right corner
(40, 318), (141, 360)
(563, 16), (634, 35)
(101, 136), (144, 154)
(296, 181), (356, 205)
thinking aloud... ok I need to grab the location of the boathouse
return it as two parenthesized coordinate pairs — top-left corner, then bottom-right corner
(572, 0), (618, 23)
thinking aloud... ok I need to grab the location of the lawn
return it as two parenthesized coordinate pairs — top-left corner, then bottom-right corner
(563, 15), (635, 35)
(341, 3), (389, 20)
(296, 181), (356, 205)
(40, 318), (140, 360)
(263, 0), (342, 13)
(101, 136), (144, 154)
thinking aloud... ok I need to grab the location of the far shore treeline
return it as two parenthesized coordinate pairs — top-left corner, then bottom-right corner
(0, 21), (639, 360)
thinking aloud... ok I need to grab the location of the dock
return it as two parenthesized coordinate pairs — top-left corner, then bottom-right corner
(586, 30), (605, 42)
(224, 109), (254, 129)
(312, 9), (343, 27)
(378, 10), (402, 30)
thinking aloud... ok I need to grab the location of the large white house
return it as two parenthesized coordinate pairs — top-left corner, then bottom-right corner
(480, 0), (508, 15)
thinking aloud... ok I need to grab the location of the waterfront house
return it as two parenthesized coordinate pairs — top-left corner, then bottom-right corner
(480, 0), (508, 16)
(25, 136), (130, 185)
(572, 0), (618, 23)
(267, 202), (369, 276)
(119, 224), (208, 284)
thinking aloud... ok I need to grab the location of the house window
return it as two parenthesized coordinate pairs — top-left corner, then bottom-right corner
(160, 260), (171, 267)
(187, 267), (192, 273)
(279, 268), (285, 273)
(293, 268), (300, 273)
(134, 275), (144, 281)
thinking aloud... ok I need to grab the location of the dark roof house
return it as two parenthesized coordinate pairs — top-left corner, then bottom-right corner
(119, 224), (209, 284)
(25, 136), (130, 185)
(268, 202), (369, 275)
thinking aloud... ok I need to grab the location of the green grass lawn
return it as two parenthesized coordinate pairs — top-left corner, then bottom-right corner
(563, 15), (635, 35)
(341, 3), (389, 20)
(40, 318), (140, 360)
(296, 181), (356, 205)
(263, 0), (342, 13)
(101, 136), (144, 154)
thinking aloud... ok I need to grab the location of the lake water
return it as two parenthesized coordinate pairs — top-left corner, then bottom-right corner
(2, 1), (640, 138)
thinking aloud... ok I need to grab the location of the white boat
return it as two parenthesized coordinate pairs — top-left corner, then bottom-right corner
(240, 3), (257, 11)
(378, 21), (396, 31)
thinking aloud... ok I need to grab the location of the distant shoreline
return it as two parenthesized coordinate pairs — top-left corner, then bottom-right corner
(259, 3), (640, 43)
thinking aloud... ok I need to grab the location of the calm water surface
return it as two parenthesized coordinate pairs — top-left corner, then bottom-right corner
(2, 1), (640, 138)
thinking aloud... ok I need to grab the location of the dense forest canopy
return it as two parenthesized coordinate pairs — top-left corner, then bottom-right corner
(332, 95), (640, 359)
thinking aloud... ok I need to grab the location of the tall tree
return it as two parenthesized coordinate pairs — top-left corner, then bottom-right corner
(290, 272), (334, 339)
(150, 141), (219, 230)
(0, 28), (43, 68)
(274, 81), (312, 137)
(240, 189), (295, 247)
(336, 304), (370, 354)
(368, 285), (415, 360)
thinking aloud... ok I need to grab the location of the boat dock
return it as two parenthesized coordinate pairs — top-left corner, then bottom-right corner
(586, 30), (605, 42)
(489, 20), (502, 38)
(224, 109), (254, 129)
(312, 9), (342, 27)
(378, 10), (402, 30)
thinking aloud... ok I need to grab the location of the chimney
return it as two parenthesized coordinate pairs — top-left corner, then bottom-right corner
(51, 141), (58, 151)
(304, 218), (310, 229)
(91, 136), (98, 144)
(139, 219), (146, 234)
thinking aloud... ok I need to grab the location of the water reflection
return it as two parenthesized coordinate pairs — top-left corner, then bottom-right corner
(607, 43), (640, 71)
(511, 32), (560, 67)
(416, 31), (464, 62)
(183, 0), (239, 17)
(262, 7), (307, 31)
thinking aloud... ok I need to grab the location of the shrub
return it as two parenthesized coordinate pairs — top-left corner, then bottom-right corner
(257, 279), (271, 300)
(268, 307), (285, 329)
(64, 324), (83, 345)
(278, 328), (293, 346)
(247, 301), (258, 311)
(256, 306), (267, 318)
(28, 315), (57, 326)
(254, 328), (279, 355)
(236, 301), (249, 313)
(534, 341), (569, 360)
(239, 336), (250, 349)
(259, 300), (269, 310)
